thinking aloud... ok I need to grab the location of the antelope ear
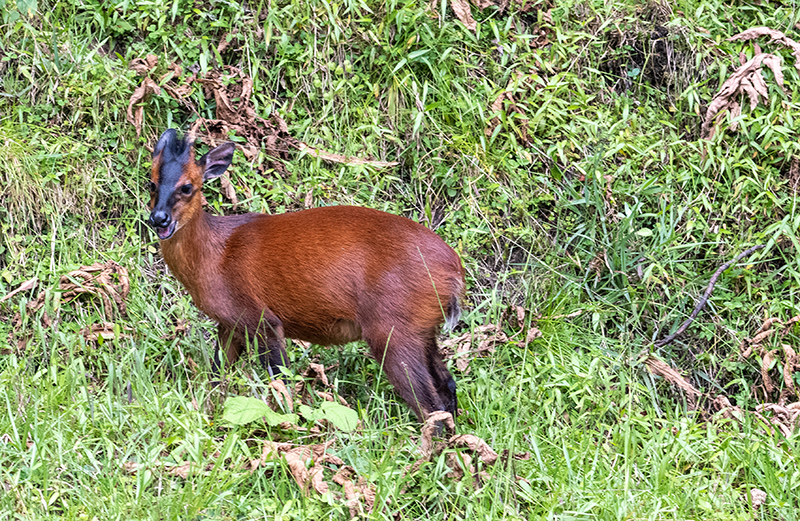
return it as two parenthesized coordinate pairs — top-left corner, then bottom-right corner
(197, 142), (236, 181)
(154, 129), (177, 157)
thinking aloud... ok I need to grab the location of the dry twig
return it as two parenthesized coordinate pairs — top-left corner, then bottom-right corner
(655, 245), (764, 348)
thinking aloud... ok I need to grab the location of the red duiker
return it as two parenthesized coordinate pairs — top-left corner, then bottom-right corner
(147, 129), (465, 422)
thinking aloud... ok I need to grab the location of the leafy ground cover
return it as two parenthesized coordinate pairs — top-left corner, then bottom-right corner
(1, 0), (800, 518)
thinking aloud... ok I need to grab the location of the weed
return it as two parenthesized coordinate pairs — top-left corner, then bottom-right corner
(2, 0), (800, 518)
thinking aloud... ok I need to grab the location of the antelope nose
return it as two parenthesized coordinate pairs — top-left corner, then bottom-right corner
(149, 210), (170, 228)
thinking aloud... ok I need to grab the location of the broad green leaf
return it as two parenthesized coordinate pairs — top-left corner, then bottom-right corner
(223, 396), (298, 427)
(16, 0), (36, 16)
(298, 402), (359, 433)
(317, 402), (359, 432)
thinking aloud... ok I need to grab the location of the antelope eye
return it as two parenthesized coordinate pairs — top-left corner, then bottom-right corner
(147, 182), (157, 193)
(180, 184), (193, 195)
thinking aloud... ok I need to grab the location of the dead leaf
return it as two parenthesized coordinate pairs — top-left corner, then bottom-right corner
(444, 451), (472, 480)
(282, 450), (377, 516)
(740, 316), (800, 403)
(739, 78), (761, 110)
(704, 27), (800, 139)
(449, 434), (499, 465)
(759, 317), (782, 333)
(284, 449), (329, 494)
(750, 488), (767, 508)
(162, 318), (190, 340)
(267, 379), (294, 412)
(315, 391), (349, 406)
(473, 0), (507, 9)
(486, 90), (510, 138)
(513, 305), (525, 328)
(755, 402), (800, 437)
(472, 0), (538, 12)
(729, 26), (800, 74)
(780, 343), (799, 404)
(6, 262), (129, 352)
(251, 440), (292, 468)
(160, 62), (183, 83)
(6, 287), (48, 353)
(763, 54), (785, 88)
(80, 322), (132, 342)
(293, 362), (335, 403)
(332, 466), (376, 518)
(295, 142), (399, 168)
(501, 449), (532, 461)
(162, 81), (194, 100)
(419, 411), (455, 457)
(712, 395), (744, 423)
(0, 277), (38, 303)
(450, 0), (477, 31)
(127, 77), (161, 137)
(129, 54), (158, 76)
(781, 314), (800, 334)
(219, 173), (239, 209)
(642, 355), (701, 399)
(133, 62), (397, 177)
(524, 327), (542, 345)
(484, 72), (534, 145)
(546, 309), (584, 320)
(167, 462), (192, 479)
(407, 418), (528, 486)
(306, 362), (329, 387)
(441, 324), (507, 373)
(60, 261), (130, 319)
(280, 441), (334, 495)
(186, 356), (199, 376)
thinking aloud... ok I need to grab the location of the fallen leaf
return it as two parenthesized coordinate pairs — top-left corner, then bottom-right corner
(281, 441), (334, 495)
(295, 142), (399, 168)
(127, 77), (161, 137)
(332, 465), (376, 517)
(750, 488), (767, 508)
(0, 277), (38, 303)
(167, 462), (192, 479)
(441, 324), (507, 373)
(80, 322), (133, 342)
(185, 356), (199, 376)
(449, 434), (498, 465)
(294, 362), (334, 401)
(60, 261), (130, 319)
(419, 411), (455, 457)
(219, 173), (239, 209)
(450, 0), (477, 31)
(129, 54), (158, 76)
(703, 26), (800, 139)
(524, 327), (542, 345)
(729, 26), (800, 73)
(642, 354), (701, 399)
(269, 379), (294, 412)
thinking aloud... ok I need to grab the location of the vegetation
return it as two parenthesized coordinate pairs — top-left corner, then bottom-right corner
(1, 0), (800, 518)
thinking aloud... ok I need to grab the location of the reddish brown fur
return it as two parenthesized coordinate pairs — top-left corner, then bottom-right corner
(148, 132), (465, 422)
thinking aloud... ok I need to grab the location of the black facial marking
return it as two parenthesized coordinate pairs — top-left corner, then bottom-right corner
(153, 130), (193, 190)
(150, 131), (196, 211)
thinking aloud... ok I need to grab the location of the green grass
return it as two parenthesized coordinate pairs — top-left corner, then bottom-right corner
(2, 0), (800, 518)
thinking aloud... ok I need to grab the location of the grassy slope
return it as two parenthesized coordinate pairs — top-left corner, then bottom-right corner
(1, 0), (800, 519)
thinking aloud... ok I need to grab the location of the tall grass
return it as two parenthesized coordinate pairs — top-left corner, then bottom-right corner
(1, 0), (800, 518)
